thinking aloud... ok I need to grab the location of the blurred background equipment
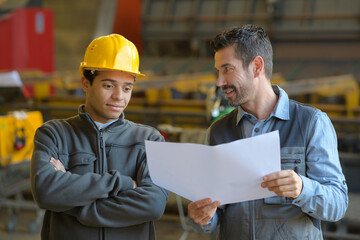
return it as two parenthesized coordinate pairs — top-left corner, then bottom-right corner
(0, 6), (54, 73)
(0, 110), (44, 233)
(0, 110), (43, 166)
(0, 71), (28, 104)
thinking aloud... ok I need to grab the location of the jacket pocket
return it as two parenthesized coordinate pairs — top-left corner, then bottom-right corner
(280, 146), (305, 175)
(264, 147), (306, 205)
(59, 152), (97, 174)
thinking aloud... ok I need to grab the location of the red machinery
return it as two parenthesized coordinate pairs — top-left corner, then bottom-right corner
(0, 8), (54, 73)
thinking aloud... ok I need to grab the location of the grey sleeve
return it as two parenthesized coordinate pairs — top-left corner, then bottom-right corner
(65, 155), (169, 227)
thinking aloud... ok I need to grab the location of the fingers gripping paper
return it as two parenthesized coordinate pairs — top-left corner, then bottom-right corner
(145, 131), (281, 204)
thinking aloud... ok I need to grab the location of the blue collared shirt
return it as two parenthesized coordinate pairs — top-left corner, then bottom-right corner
(238, 86), (347, 218)
(196, 85), (348, 233)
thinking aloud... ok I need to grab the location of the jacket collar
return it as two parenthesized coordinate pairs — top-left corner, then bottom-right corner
(78, 104), (125, 129)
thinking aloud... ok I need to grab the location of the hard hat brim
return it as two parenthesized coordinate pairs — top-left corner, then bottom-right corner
(79, 66), (145, 78)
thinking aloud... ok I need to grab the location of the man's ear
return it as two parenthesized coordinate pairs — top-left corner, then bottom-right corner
(252, 56), (264, 77)
(81, 77), (89, 92)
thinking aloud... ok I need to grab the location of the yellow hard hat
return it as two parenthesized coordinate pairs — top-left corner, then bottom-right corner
(79, 34), (145, 77)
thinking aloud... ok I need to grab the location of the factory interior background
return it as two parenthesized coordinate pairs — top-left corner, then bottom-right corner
(0, 0), (360, 239)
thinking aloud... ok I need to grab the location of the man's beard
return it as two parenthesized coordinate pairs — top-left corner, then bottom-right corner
(223, 85), (242, 107)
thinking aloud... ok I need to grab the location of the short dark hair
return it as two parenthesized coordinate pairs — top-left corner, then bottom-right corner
(83, 69), (99, 85)
(210, 24), (273, 80)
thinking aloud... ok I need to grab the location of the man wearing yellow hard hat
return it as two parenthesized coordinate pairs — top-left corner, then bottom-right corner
(31, 34), (168, 240)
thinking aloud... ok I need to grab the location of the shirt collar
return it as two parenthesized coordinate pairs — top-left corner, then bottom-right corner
(236, 85), (290, 125)
(94, 120), (118, 130)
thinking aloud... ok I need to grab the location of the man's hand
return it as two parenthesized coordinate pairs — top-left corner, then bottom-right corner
(50, 157), (66, 173)
(261, 169), (303, 198)
(188, 198), (221, 226)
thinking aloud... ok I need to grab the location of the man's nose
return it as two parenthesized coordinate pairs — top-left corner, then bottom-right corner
(112, 87), (123, 99)
(216, 74), (226, 87)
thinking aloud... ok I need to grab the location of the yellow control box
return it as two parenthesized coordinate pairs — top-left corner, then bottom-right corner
(0, 111), (43, 166)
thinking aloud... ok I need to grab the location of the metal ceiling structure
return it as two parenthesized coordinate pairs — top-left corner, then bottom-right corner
(141, 0), (360, 56)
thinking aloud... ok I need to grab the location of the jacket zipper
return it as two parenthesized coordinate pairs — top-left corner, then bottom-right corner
(250, 200), (255, 240)
(99, 130), (105, 240)
(281, 159), (301, 164)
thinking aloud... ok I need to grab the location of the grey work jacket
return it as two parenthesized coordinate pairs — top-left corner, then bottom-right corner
(31, 105), (168, 240)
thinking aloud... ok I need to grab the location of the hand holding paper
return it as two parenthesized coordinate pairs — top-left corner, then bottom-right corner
(145, 131), (281, 205)
(188, 198), (221, 226)
(261, 169), (303, 198)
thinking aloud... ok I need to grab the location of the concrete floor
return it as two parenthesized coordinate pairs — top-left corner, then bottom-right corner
(0, 209), (212, 240)
(2, 205), (360, 240)
(3, 193), (360, 239)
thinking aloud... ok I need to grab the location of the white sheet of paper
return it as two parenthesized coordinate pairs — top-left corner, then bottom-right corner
(145, 131), (281, 204)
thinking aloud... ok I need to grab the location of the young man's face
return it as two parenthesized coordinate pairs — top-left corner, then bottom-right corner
(82, 70), (134, 123)
(214, 45), (255, 107)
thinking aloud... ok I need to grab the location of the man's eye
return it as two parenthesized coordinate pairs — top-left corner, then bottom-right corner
(124, 86), (133, 92)
(103, 84), (113, 89)
(224, 67), (231, 72)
